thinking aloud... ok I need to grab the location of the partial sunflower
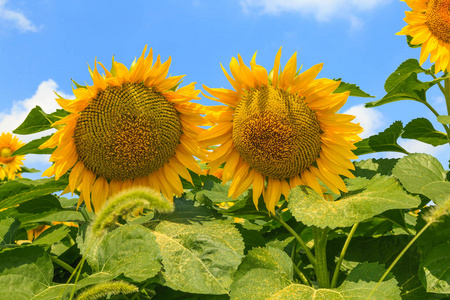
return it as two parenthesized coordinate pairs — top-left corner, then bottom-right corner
(397, 0), (450, 73)
(200, 48), (362, 213)
(40, 46), (208, 212)
(0, 132), (25, 180)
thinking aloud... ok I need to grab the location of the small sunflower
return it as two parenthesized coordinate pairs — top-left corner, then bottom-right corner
(200, 48), (362, 213)
(397, 0), (450, 73)
(41, 46), (208, 212)
(0, 132), (25, 180)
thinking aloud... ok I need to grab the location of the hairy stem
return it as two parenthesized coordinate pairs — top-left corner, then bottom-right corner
(272, 213), (316, 267)
(331, 223), (359, 288)
(293, 263), (311, 286)
(50, 255), (75, 274)
(313, 227), (330, 288)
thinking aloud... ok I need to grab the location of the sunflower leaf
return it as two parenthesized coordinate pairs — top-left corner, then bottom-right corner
(288, 175), (420, 229)
(87, 224), (162, 282)
(154, 220), (244, 295)
(365, 73), (433, 108)
(0, 246), (53, 300)
(401, 118), (448, 146)
(333, 79), (374, 97)
(353, 121), (409, 155)
(437, 115), (450, 125)
(392, 153), (448, 205)
(230, 261), (401, 300)
(0, 217), (20, 246)
(0, 176), (69, 210)
(415, 212), (450, 295)
(384, 59), (425, 93)
(328, 235), (428, 299)
(11, 135), (54, 156)
(13, 106), (69, 135)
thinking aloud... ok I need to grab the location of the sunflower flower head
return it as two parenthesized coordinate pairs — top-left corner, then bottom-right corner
(200, 48), (362, 213)
(40, 46), (208, 212)
(0, 132), (25, 180)
(397, 0), (450, 73)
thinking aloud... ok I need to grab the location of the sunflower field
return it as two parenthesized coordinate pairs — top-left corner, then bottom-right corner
(0, 0), (449, 299)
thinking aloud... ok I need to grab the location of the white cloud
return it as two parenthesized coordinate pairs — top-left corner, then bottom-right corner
(239, 0), (391, 27)
(343, 104), (385, 138)
(0, 0), (39, 32)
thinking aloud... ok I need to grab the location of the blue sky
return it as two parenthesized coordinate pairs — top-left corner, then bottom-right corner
(0, 0), (448, 177)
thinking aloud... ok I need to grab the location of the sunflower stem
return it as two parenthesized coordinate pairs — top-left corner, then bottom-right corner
(312, 226), (330, 288)
(293, 263), (311, 286)
(79, 205), (92, 223)
(420, 99), (450, 144)
(50, 255), (75, 274)
(445, 77), (450, 117)
(331, 223), (359, 288)
(272, 213), (316, 267)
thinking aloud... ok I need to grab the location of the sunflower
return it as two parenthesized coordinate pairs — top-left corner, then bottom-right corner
(40, 46), (208, 212)
(0, 132), (25, 180)
(397, 0), (450, 73)
(200, 48), (362, 213)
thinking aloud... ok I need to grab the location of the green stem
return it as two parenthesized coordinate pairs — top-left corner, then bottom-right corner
(50, 255), (75, 274)
(445, 78), (450, 116)
(430, 73), (446, 95)
(293, 263), (311, 286)
(313, 227), (330, 288)
(366, 221), (432, 300)
(69, 257), (86, 300)
(421, 100), (450, 144)
(272, 213), (316, 267)
(79, 205), (92, 223)
(331, 223), (359, 288)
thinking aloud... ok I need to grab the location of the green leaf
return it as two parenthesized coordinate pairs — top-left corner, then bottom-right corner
(30, 285), (73, 300)
(365, 73), (433, 108)
(20, 167), (40, 174)
(392, 153), (448, 204)
(419, 243), (450, 294)
(90, 224), (161, 282)
(416, 214), (450, 295)
(0, 246), (53, 300)
(0, 176), (69, 210)
(232, 247), (293, 284)
(328, 235), (427, 299)
(0, 195), (84, 224)
(353, 158), (399, 179)
(230, 262), (401, 300)
(353, 121), (409, 156)
(13, 106), (68, 135)
(384, 59), (425, 93)
(437, 115), (450, 125)
(33, 224), (71, 246)
(153, 197), (220, 224)
(333, 80), (375, 97)
(0, 218), (20, 246)
(288, 175), (421, 229)
(402, 118), (448, 146)
(193, 180), (235, 204)
(12, 135), (54, 156)
(218, 193), (269, 220)
(154, 220), (245, 295)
